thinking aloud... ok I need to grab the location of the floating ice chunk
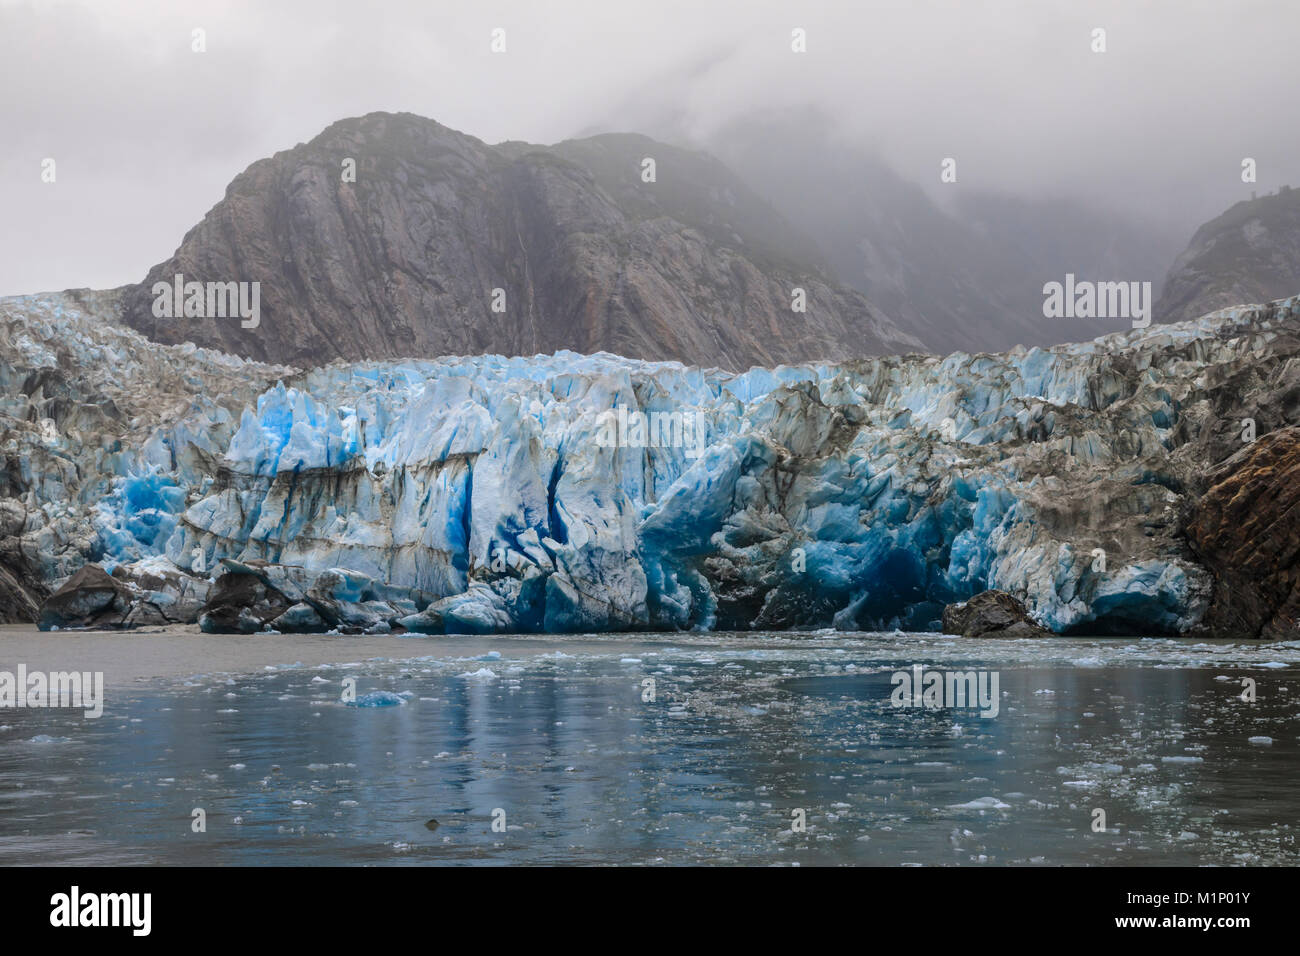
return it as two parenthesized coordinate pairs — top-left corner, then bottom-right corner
(347, 691), (407, 707)
(948, 796), (1010, 810)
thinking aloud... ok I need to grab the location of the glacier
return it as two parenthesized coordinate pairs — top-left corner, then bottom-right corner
(4, 289), (1299, 634)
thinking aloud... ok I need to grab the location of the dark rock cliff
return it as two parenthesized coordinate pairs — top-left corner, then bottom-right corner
(1157, 186), (1300, 325)
(121, 112), (921, 370)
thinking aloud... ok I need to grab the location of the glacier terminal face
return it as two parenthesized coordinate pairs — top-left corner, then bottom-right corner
(5, 290), (1300, 634)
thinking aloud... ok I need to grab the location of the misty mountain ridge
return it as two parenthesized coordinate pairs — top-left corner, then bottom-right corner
(122, 111), (919, 370)
(1156, 185), (1300, 324)
(116, 110), (1298, 368)
(697, 111), (1184, 355)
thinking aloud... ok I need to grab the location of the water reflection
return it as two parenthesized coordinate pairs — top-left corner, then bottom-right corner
(0, 646), (1296, 865)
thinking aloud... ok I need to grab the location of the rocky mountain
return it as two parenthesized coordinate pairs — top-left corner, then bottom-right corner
(6, 286), (1300, 638)
(704, 113), (1182, 354)
(120, 112), (920, 370)
(1156, 185), (1300, 324)
(1188, 425), (1300, 641)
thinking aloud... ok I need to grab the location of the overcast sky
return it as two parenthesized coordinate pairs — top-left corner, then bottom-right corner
(2, 0), (1297, 294)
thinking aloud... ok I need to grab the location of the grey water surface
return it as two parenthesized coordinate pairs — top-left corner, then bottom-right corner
(1, 627), (1297, 866)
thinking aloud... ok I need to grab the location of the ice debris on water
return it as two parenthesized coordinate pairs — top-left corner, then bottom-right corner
(347, 691), (407, 707)
(948, 796), (1010, 810)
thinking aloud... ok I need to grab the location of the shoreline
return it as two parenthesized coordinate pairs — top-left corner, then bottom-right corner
(2, 623), (1296, 689)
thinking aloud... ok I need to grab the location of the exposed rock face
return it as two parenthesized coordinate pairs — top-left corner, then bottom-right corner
(120, 112), (920, 371)
(111, 560), (211, 627)
(942, 590), (1049, 638)
(36, 559), (208, 629)
(0, 563), (41, 624)
(196, 559), (434, 634)
(198, 564), (291, 634)
(38, 564), (130, 629)
(1157, 186), (1300, 325)
(0, 493), (45, 621)
(1187, 426), (1300, 640)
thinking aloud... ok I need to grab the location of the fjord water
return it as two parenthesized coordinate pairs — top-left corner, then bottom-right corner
(1, 627), (1297, 866)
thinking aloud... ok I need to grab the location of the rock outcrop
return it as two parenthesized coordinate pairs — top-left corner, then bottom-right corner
(197, 564), (291, 634)
(1156, 186), (1300, 325)
(0, 563), (41, 624)
(38, 564), (130, 630)
(1187, 426), (1300, 640)
(120, 112), (920, 371)
(942, 590), (1049, 638)
(37, 559), (209, 629)
(196, 559), (435, 634)
(0, 487), (45, 621)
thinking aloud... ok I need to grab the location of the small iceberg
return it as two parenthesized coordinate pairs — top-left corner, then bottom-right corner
(948, 796), (1010, 810)
(347, 691), (407, 707)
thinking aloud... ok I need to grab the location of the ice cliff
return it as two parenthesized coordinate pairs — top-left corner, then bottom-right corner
(4, 290), (1299, 635)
